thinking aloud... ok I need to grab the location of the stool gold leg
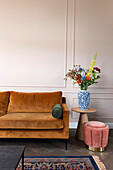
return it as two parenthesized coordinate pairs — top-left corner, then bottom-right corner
(76, 113), (88, 140)
(86, 145), (106, 152)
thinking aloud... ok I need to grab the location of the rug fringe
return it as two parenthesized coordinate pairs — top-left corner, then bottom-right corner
(93, 156), (106, 170)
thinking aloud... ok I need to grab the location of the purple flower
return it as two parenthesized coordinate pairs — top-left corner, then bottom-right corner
(94, 67), (101, 73)
(78, 68), (85, 72)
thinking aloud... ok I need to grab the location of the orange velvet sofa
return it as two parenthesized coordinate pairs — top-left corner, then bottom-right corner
(0, 91), (69, 148)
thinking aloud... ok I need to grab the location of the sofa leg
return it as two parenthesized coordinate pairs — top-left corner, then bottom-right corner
(65, 139), (68, 150)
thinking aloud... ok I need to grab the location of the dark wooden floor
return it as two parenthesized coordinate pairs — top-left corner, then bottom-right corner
(0, 129), (112, 170)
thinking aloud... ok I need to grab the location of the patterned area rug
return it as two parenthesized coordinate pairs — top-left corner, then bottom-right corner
(17, 156), (106, 170)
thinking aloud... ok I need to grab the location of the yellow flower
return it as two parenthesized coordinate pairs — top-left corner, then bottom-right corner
(89, 66), (93, 71)
(91, 61), (95, 67)
(87, 52), (97, 75)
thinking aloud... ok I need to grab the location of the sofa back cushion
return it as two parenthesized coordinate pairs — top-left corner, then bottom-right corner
(8, 91), (62, 113)
(0, 91), (10, 115)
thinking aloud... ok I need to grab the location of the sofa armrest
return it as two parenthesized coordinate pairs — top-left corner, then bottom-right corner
(62, 104), (69, 123)
(62, 103), (69, 112)
(62, 104), (69, 138)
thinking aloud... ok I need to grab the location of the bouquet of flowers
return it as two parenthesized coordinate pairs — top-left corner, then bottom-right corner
(65, 53), (101, 90)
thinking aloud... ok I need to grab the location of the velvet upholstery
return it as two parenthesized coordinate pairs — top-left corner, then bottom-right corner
(0, 103), (69, 139)
(52, 104), (63, 119)
(62, 103), (69, 139)
(0, 129), (67, 139)
(0, 91), (10, 116)
(83, 121), (109, 148)
(0, 91), (69, 139)
(8, 91), (62, 113)
(0, 112), (63, 129)
(86, 121), (106, 128)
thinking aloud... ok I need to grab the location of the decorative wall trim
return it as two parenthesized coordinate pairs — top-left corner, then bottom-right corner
(73, 86), (113, 89)
(72, 0), (76, 67)
(0, 85), (67, 88)
(89, 86), (113, 89)
(0, 0), (68, 89)
(73, 1), (113, 90)
(64, 0), (68, 88)
(73, 97), (113, 100)
(89, 117), (113, 120)
(63, 91), (113, 94)
(71, 112), (113, 120)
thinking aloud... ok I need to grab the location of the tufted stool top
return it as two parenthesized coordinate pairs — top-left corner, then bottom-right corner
(83, 121), (109, 149)
(86, 121), (106, 128)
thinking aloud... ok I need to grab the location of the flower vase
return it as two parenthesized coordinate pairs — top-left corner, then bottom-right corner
(78, 90), (90, 110)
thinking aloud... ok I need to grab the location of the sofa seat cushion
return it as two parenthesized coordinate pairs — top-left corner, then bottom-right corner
(0, 113), (63, 129)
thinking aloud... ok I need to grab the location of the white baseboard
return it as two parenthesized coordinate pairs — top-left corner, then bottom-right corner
(69, 122), (77, 129)
(69, 122), (113, 129)
(106, 123), (113, 129)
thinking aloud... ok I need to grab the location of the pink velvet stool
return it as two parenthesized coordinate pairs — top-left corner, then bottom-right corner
(83, 121), (109, 152)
